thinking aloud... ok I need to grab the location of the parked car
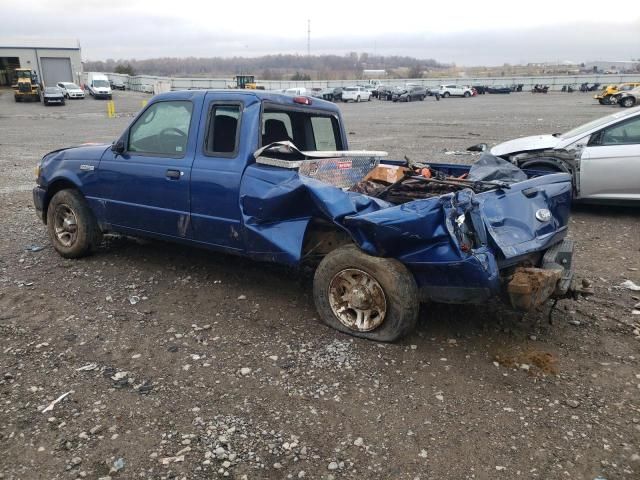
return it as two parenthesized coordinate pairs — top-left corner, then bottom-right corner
(56, 82), (85, 99)
(42, 86), (65, 106)
(378, 86), (399, 101)
(487, 85), (511, 94)
(615, 87), (640, 108)
(320, 87), (343, 102)
(33, 90), (579, 342)
(482, 107), (640, 202)
(341, 86), (371, 102)
(110, 79), (126, 91)
(438, 84), (473, 98)
(362, 85), (378, 98)
(392, 86), (427, 102)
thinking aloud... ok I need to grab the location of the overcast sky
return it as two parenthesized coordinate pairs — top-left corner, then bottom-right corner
(4, 0), (639, 65)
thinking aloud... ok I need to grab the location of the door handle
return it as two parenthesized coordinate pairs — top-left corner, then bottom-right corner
(166, 169), (181, 180)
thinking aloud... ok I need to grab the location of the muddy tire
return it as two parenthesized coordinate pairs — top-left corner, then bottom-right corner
(46, 189), (102, 259)
(313, 245), (419, 342)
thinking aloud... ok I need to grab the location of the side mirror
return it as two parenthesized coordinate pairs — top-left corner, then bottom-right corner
(111, 139), (125, 154)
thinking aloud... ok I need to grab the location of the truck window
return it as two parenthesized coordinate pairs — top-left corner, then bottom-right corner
(262, 108), (341, 151)
(205, 104), (241, 155)
(128, 101), (193, 157)
(311, 117), (338, 150)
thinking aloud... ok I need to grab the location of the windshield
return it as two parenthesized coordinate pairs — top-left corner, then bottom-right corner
(45, 87), (61, 93)
(93, 80), (109, 88)
(561, 109), (640, 139)
(343, 87), (356, 91)
(64, 83), (80, 89)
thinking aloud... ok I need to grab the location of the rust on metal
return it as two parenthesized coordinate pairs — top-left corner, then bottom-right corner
(507, 267), (561, 311)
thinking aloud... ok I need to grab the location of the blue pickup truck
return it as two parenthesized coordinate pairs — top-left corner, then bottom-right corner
(33, 90), (578, 341)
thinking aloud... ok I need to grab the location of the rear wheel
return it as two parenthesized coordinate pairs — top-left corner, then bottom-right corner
(46, 189), (102, 259)
(313, 245), (419, 342)
(598, 98), (606, 105)
(620, 97), (636, 108)
(356, 96), (360, 102)
(420, 95), (425, 101)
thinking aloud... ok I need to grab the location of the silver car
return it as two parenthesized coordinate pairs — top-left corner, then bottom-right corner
(488, 107), (640, 202)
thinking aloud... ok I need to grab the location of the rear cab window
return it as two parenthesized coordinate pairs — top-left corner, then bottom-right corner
(261, 106), (342, 151)
(204, 103), (242, 156)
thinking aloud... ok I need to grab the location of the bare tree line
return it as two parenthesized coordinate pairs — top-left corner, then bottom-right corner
(84, 53), (449, 79)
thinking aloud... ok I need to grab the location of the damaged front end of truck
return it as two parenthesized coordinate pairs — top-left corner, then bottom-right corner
(240, 143), (584, 314)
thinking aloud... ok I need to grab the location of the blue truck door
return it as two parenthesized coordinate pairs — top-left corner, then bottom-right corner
(190, 93), (259, 250)
(98, 99), (198, 238)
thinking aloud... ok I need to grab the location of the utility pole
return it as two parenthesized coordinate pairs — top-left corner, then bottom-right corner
(307, 19), (311, 56)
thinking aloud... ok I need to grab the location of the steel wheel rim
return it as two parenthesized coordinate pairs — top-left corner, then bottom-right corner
(53, 204), (78, 247)
(328, 268), (387, 332)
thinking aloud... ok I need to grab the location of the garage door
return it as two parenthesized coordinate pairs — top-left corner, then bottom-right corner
(41, 57), (73, 86)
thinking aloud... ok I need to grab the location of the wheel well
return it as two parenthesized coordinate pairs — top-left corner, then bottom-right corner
(520, 158), (569, 174)
(42, 179), (79, 224)
(301, 220), (353, 266)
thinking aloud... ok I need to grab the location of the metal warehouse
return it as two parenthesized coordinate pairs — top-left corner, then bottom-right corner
(0, 38), (82, 88)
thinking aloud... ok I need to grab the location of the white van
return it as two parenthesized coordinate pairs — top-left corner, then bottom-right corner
(87, 72), (112, 99)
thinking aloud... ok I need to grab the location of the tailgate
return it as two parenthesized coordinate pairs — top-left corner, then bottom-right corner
(478, 173), (573, 262)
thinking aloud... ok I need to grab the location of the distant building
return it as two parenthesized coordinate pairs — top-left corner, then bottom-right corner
(0, 37), (82, 87)
(584, 60), (639, 73)
(362, 69), (387, 77)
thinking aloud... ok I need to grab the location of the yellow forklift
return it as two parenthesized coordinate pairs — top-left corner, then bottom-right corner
(12, 68), (41, 102)
(234, 75), (264, 90)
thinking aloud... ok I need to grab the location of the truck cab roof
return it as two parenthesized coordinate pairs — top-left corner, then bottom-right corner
(151, 89), (341, 113)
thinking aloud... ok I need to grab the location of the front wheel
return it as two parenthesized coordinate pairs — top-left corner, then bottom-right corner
(46, 189), (102, 258)
(313, 245), (419, 342)
(443, 92), (450, 98)
(464, 91), (471, 97)
(356, 96), (360, 103)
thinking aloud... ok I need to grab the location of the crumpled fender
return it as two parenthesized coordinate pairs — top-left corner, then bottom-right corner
(239, 163), (476, 266)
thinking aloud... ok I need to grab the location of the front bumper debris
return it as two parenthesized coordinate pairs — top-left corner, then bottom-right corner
(33, 186), (46, 223)
(507, 239), (581, 310)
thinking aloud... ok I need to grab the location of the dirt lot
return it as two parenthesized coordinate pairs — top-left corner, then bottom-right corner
(1, 89), (639, 480)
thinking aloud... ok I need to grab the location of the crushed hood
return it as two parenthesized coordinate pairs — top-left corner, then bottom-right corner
(490, 134), (560, 157)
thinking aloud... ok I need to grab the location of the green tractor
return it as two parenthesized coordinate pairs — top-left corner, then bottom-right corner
(12, 68), (41, 102)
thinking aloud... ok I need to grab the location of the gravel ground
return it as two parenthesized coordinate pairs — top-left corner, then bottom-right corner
(1, 89), (639, 480)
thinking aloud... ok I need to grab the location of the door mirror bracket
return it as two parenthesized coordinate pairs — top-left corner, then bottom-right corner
(111, 139), (125, 155)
